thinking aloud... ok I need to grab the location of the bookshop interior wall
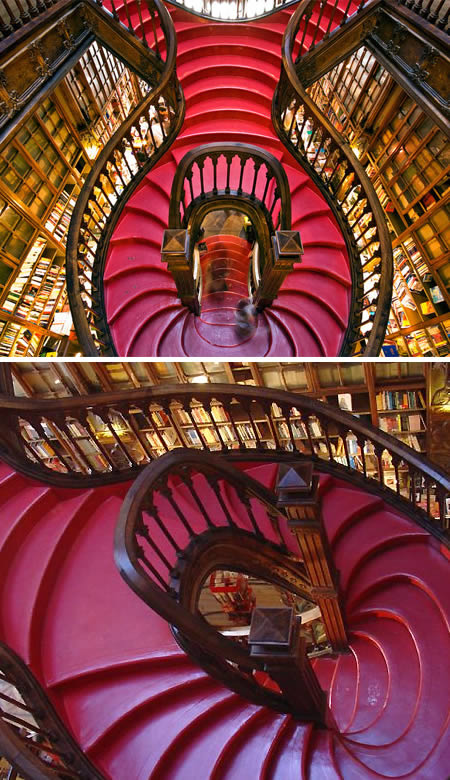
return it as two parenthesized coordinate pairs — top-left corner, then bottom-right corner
(0, 29), (448, 357)
(8, 360), (449, 471)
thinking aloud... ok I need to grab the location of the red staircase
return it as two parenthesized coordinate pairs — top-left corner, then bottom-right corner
(103, 4), (354, 356)
(1, 457), (448, 779)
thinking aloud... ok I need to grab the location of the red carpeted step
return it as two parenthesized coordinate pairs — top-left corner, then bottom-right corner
(151, 696), (262, 779)
(262, 717), (313, 779)
(307, 730), (343, 779)
(102, 5), (352, 356)
(57, 655), (209, 753)
(210, 709), (286, 780)
(0, 456), (448, 778)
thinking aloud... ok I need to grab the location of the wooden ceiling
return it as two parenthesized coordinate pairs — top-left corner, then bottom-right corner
(2, 361), (426, 401)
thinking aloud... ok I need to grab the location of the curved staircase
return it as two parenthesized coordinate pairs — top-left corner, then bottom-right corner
(102, 3), (355, 356)
(0, 456), (448, 778)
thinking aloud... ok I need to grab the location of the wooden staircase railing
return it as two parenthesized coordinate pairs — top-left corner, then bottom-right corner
(273, 0), (394, 357)
(0, 383), (448, 542)
(163, 142), (303, 312)
(114, 448), (334, 722)
(65, 0), (184, 356)
(0, 642), (106, 779)
(0, 0), (171, 146)
(166, 0), (448, 26)
(293, 0), (449, 136)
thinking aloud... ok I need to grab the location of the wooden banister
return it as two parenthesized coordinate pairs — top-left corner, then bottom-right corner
(114, 447), (332, 715)
(65, 0), (184, 356)
(273, 0), (394, 357)
(164, 142), (303, 312)
(0, 641), (106, 779)
(0, 383), (448, 540)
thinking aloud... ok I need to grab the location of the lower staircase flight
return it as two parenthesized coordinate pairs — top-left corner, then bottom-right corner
(0, 456), (448, 778)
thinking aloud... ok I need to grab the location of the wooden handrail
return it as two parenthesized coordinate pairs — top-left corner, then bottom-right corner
(168, 142), (292, 231)
(0, 383), (448, 539)
(168, 0), (448, 26)
(0, 641), (106, 779)
(165, 142), (299, 312)
(273, 0), (394, 356)
(65, 0), (184, 356)
(114, 447), (321, 714)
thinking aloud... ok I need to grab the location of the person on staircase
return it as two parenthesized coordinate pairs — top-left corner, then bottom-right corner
(204, 257), (228, 295)
(235, 298), (257, 338)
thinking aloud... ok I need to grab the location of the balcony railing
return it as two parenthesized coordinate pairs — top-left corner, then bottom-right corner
(1, 383), (448, 541)
(66, 0), (184, 356)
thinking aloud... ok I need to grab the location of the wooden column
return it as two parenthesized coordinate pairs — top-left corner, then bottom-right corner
(248, 606), (333, 726)
(161, 229), (200, 314)
(253, 230), (303, 310)
(275, 463), (348, 652)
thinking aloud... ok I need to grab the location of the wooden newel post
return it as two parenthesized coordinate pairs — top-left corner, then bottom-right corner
(275, 463), (348, 652)
(161, 228), (200, 314)
(253, 230), (303, 310)
(248, 607), (332, 726)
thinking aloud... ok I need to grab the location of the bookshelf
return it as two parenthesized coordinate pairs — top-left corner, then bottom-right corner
(308, 47), (450, 357)
(0, 42), (143, 357)
(376, 388), (427, 453)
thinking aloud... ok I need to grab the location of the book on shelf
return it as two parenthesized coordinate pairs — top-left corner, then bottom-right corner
(219, 425), (235, 443)
(202, 427), (219, 446)
(420, 300), (435, 316)
(379, 413), (425, 434)
(236, 424), (256, 441)
(151, 410), (170, 427)
(185, 428), (202, 446)
(191, 406), (212, 424)
(376, 390), (425, 410)
(430, 285), (444, 304)
(211, 405), (230, 423)
(338, 393), (352, 411)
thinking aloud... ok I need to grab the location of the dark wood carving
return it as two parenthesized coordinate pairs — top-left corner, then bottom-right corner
(275, 464), (348, 651)
(0, 383), (448, 539)
(166, 142), (302, 313)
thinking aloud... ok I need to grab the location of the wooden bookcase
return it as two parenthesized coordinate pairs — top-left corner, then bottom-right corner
(0, 44), (143, 357)
(308, 46), (450, 357)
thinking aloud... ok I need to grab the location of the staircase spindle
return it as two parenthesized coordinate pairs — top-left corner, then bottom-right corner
(137, 509), (174, 570)
(178, 470), (216, 529)
(148, 5), (161, 58)
(206, 474), (239, 528)
(136, 0), (148, 46)
(310, 0), (327, 49)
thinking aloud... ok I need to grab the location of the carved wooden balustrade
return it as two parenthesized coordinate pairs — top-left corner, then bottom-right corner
(65, 0), (184, 356)
(167, 0), (448, 26)
(0, 0), (172, 145)
(0, 0), (182, 40)
(114, 448), (334, 722)
(292, 0), (449, 135)
(0, 641), (106, 779)
(0, 384), (448, 541)
(163, 142), (303, 312)
(273, 0), (394, 356)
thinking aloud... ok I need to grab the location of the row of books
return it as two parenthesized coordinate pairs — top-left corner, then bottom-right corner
(0, 322), (41, 356)
(379, 413), (425, 433)
(376, 390), (425, 410)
